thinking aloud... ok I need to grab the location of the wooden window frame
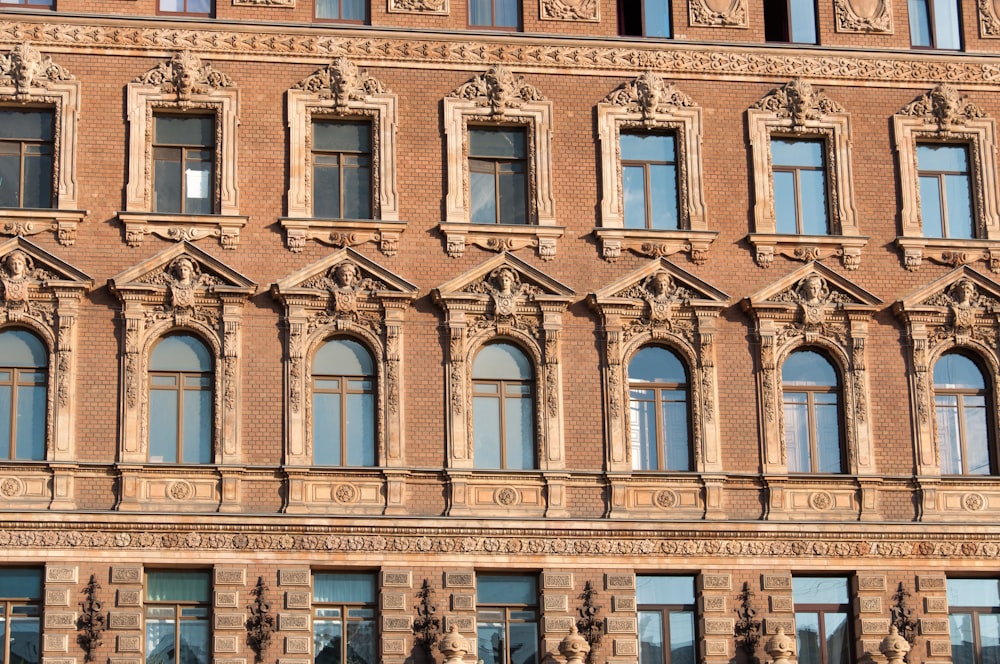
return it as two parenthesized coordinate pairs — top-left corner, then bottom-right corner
(782, 353), (844, 474)
(468, 126), (529, 226)
(771, 137), (831, 236)
(636, 575), (697, 664)
(793, 577), (853, 664)
(627, 347), (691, 472)
(152, 114), (216, 216)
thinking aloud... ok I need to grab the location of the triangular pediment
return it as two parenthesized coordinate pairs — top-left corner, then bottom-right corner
(108, 242), (255, 294)
(273, 247), (417, 299)
(743, 262), (882, 310)
(895, 266), (1000, 313)
(590, 258), (729, 307)
(432, 252), (574, 303)
(0, 237), (92, 287)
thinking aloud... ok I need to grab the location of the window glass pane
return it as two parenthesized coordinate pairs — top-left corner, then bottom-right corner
(668, 610), (696, 664)
(643, 0), (670, 36)
(920, 175), (945, 238)
(784, 394), (810, 472)
(0, 568), (42, 598)
(14, 382), (44, 461)
(621, 134), (675, 162)
(345, 392), (375, 466)
(469, 0), (492, 25)
(789, 0), (817, 43)
(316, 0), (340, 17)
(629, 346), (687, 384)
(0, 150), (20, 207)
(980, 613), (1000, 664)
(154, 150), (182, 214)
(22, 151), (52, 208)
(314, 573), (377, 603)
(149, 389), (179, 463)
(936, 394), (963, 474)
(314, 160), (342, 218)
(470, 130), (525, 159)
(314, 123), (370, 153)
(313, 619), (343, 664)
(783, 351), (837, 386)
(933, 0), (962, 48)
(9, 613), (40, 664)
(508, 621), (538, 664)
(313, 339), (373, 376)
(0, 111), (53, 142)
(638, 610), (664, 664)
(184, 158), (212, 215)
(342, 161), (371, 219)
(151, 336), (212, 372)
(178, 619), (210, 664)
(952, 613), (975, 664)
(799, 169), (829, 235)
(814, 394), (842, 473)
(313, 391), (342, 465)
(623, 165), (647, 229)
(965, 396), (991, 475)
(793, 577), (849, 604)
(0, 330), (47, 368)
(909, 0), (933, 45)
(649, 163), (679, 229)
(473, 393), (502, 468)
(477, 620), (505, 664)
(795, 611), (822, 664)
(147, 571), (211, 602)
(473, 343), (531, 380)
(935, 354), (986, 389)
(495, 0), (520, 27)
(146, 619), (177, 664)
(156, 116), (214, 147)
(948, 579), (1000, 607)
(920, 144), (969, 172)
(662, 394), (689, 471)
(0, 383), (10, 460)
(636, 576), (695, 604)
(773, 170), (798, 234)
(345, 620), (376, 664)
(505, 390), (533, 469)
(470, 167), (498, 224)
(478, 575), (537, 605)
(772, 139), (823, 168)
(182, 387), (212, 464)
(498, 169), (527, 224)
(945, 173), (974, 239)
(630, 391), (657, 470)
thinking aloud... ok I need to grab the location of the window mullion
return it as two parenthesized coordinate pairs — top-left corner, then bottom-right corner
(341, 376), (349, 465)
(177, 371), (186, 463)
(807, 390), (818, 472)
(957, 393), (969, 474)
(9, 368), (18, 458)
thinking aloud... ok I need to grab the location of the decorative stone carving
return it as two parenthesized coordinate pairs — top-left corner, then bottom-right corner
(540, 0), (599, 21)
(594, 74), (715, 262)
(0, 42), (84, 245)
(689, 0), (746, 26)
(588, 259), (729, 519)
(980, 0), (1000, 36)
(272, 248), (417, 515)
(282, 58), (402, 254)
(746, 80), (866, 269)
(834, 0), (892, 32)
(108, 242), (255, 511)
(119, 52), (246, 249)
(441, 68), (561, 260)
(743, 262), (882, 520)
(893, 87), (1000, 271)
(234, 0), (294, 5)
(388, 0), (447, 14)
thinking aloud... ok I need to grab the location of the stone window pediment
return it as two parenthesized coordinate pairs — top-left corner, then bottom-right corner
(0, 42), (85, 247)
(280, 57), (404, 256)
(743, 262), (882, 519)
(892, 85), (1000, 272)
(272, 247), (417, 514)
(119, 51), (247, 250)
(746, 79), (867, 270)
(432, 253), (573, 516)
(441, 67), (563, 261)
(594, 73), (717, 263)
(108, 242), (255, 512)
(588, 258), (729, 519)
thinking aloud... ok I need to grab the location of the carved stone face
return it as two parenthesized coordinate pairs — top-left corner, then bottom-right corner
(5, 251), (28, 279)
(495, 269), (516, 294)
(954, 280), (977, 306)
(172, 258), (196, 285)
(648, 272), (672, 297)
(799, 275), (826, 303)
(334, 263), (359, 288)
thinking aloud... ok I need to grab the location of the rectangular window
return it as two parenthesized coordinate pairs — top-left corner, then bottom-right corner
(637, 576), (696, 664)
(313, 573), (377, 664)
(477, 575), (538, 664)
(621, 133), (679, 230)
(763, 0), (817, 43)
(469, 128), (527, 225)
(158, 0), (213, 14)
(316, 0), (367, 21)
(949, 578), (1000, 664)
(313, 121), (372, 219)
(771, 138), (829, 235)
(793, 577), (851, 664)
(469, 0), (520, 28)
(0, 0), (53, 7)
(0, 568), (41, 664)
(145, 570), (211, 664)
(918, 144), (974, 239)
(909, 0), (961, 49)
(0, 110), (53, 209)
(153, 115), (215, 215)
(618, 0), (671, 37)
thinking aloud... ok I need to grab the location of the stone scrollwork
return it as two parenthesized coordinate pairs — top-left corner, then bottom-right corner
(746, 80), (866, 270)
(282, 57), (403, 254)
(540, 0), (599, 22)
(441, 68), (562, 261)
(108, 242), (255, 512)
(589, 258), (729, 519)
(272, 247), (417, 515)
(595, 73), (716, 262)
(389, 0), (447, 14)
(979, 0), (1000, 37)
(743, 262), (882, 520)
(833, 0), (892, 33)
(688, 0), (747, 27)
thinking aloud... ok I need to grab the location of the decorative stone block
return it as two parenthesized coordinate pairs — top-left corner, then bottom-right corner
(861, 619), (890, 635)
(279, 569), (310, 586)
(606, 574), (635, 590)
(762, 575), (792, 590)
(381, 592), (406, 611)
(921, 619), (949, 635)
(215, 568), (246, 585)
(918, 576), (947, 592)
(45, 589), (70, 607)
(109, 613), (141, 629)
(612, 596), (636, 612)
(45, 613), (76, 629)
(926, 597), (948, 613)
(859, 597), (882, 613)
(214, 636), (239, 654)
(109, 659), (141, 664)
(278, 660), (309, 664)
(46, 566), (78, 584)
(543, 616), (574, 633)
(543, 594), (568, 612)
(614, 639), (638, 656)
(543, 572), (573, 589)
(770, 595), (793, 612)
(215, 591), (238, 608)
(382, 571), (411, 587)
(702, 596), (726, 612)
(445, 616), (474, 632)
(215, 613), (245, 629)
(930, 640), (952, 656)
(704, 639), (729, 656)
(857, 575), (887, 591)
(451, 593), (475, 611)
(285, 591), (310, 609)
(216, 659), (246, 664)
(383, 616), (412, 631)
(606, 617), (637, 634)
(44, 634), (68, 652)
(382, 638), (406, 655)
(284, 637), (310, 654)
(701, 574), (732, 591)
(702, 618), (734, 635)
(445, 572), (474, 587)
(43, 659), (76, 664)
(117, 636), (141, 653)
(279, 614), (310, 631)
(765, 619), (793, 634)
(117, 589), (141, 607)
(111, 567), (142, 584)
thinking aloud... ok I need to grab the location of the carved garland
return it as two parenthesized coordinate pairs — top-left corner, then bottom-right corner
(833, 0), (892, 33)
(979, 0), (1000, 37)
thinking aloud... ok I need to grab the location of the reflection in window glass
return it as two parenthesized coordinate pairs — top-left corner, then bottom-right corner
(313, 573), (376, 664)
(0, 329), (47, 461)
(477, 575), (538, 664)
(470, 128), (527, 224)
(918, 144), (974, 239)
(312, 339), (376, 467)
(148, 334), (213, 464)
(783, 350), (841, 473)
(472, 343), (534, 469)
(935, 353), (992, 475)
(621, 133), (679, 230)
(772, 138), (828, 235)
(793, 577), (851, 664)
(637, 576), (695, 664)
(949, 578), (1000, 664)
(628, 346), (689, 471)
(145, 571), (210, 664)
(0, 568), (41, 664)
(909, 0), (961, 48)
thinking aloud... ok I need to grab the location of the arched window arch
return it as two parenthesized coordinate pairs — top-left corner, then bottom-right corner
(0, 328), (47, 461)
(935, 352), (993, 475)
(472, 342), (535, 470)
(627, 345), (690, 471)
(148, 333), (213, 464)
(312, 337), (376, 467)
(782, 349), (843, 473)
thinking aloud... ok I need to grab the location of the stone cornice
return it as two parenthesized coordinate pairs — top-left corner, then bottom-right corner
(4, 20), (1000, 85)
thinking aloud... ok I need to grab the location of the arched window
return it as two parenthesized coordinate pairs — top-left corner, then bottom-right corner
(935, 353), (992, 475)
(312, 338), (375, 466)
(0, 329), (47, 461)
(628, 346), (690, 471)
(782, 350), (842, 473)
(472, 342), (534, 469)
(148, 334), (212, 464)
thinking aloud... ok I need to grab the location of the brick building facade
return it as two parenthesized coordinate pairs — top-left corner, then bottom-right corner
(1, 1), (999, 664)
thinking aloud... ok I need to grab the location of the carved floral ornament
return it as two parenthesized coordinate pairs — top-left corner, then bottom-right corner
(539, 0), (599, 23)
(833, 0), (892, 33)
(980, 0), (1000, 37)
(271, 247), (418, 479)
(0, 41), (73, 98)
(894, 267), (1000, 483)
(742, 263), (882, 518)
(747, 80), (865, 270)
(688, 0), (747, 27)
(134, 49), (234, 101)
(108, 242), (255, 511)
(293, 57), (387, 112)
(899, 84), (987, 132)
(448, 65), (545, 118)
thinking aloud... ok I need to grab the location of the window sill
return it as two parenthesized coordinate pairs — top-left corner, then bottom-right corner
(279, 217), (406, 256)
(592, 227), (718, 263)
(747, 233), (869, 269)
(118, 211), (249, 250)
(438, 222), (565, 260)
(0, 208), (87, 246)
(896, 236), (1000, 272)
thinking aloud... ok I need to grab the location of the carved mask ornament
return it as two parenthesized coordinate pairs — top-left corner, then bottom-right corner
(796, 274), (830, 327)
(0, 250), (32, 305)
(948, 279), (979, 333)
(643, 271), (677, 322)
(167, 256), (200, 309)
(489, 267), (520, 318)
(330, 261), (362, 314)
